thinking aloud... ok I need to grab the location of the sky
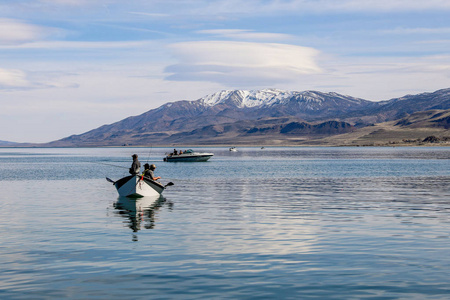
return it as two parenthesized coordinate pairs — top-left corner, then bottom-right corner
(1, 0), (450, 143)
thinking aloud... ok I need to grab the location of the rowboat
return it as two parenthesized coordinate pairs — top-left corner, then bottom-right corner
(107, 175), (173, 198)
(163, 149), (213, 162)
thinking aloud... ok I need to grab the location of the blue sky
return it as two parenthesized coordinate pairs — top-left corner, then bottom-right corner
(1, 0), (450, 143)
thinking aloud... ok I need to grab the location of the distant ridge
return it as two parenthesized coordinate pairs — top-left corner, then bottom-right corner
(42, 88), (450, 147)
(0, 140), (19, 146)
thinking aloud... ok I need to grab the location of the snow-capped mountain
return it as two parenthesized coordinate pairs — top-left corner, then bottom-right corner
(200, 88), (370, 109)
(201, 89), (295, 108)
(48, 88), (450, 146)
(79, 89), (376, 136)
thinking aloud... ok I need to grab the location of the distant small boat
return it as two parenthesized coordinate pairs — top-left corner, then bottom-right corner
(107, 175), (173, 198)
(229, 147), (237, 152)
(163, 149), (213, 162)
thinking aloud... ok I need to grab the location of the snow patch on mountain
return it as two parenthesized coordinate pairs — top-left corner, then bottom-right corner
(200, 89), (295, 108)
(197, 89), (365, 109)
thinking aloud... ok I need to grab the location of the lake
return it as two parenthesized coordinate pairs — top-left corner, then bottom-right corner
(0, 147), (449, 299)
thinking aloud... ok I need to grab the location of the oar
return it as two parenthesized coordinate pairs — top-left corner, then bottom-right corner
(106, 177), (116, 184)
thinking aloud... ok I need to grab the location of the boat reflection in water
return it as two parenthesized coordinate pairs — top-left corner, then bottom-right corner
(113, 195), (171, 240)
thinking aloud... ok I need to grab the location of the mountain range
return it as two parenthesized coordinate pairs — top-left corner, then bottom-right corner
(39, 88), (450, 147)
(0, 140), (19, 146)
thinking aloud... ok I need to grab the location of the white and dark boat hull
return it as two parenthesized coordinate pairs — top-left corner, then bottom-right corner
(114, 175), (165, 198)
(164, 153), (213, 162)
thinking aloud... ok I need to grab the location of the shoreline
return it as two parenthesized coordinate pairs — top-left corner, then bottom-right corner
(1, 142), (449, 149)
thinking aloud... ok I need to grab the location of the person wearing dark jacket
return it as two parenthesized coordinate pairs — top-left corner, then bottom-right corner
(129, 154), (141, 175)
(143, 163), (161, 181)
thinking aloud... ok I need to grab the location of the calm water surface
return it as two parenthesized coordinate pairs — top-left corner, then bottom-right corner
(0, 147), (449, 299)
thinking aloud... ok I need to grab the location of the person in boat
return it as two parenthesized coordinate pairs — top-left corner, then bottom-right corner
(173, 149), (178, 155)
(179, 150), (183, 155)
(143, 163), (161, 181)
(129, 154), (141, 175)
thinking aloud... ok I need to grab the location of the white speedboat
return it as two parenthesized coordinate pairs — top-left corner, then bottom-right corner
(107, 175), (173, 198)
(229, 147), (237, 152)
(163, 149), (213, 162)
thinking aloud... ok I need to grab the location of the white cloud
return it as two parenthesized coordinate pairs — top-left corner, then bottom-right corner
(165, 41), (321, 86)
(0, 18), (51, 45)
(39, 0), (88, 5)
(0, 62), (223, 142)
(128, 11), (171, 18)
(381, 27), (450, 35)
(164, 0), (450, 17)
(299, 54), (450, 100)
(0, 40), (156, 50)
(334, 0), (450, 11)
(253, 0), (450, 13)
(0, 68), (30, 89)
(2, 1), (450, 25)
(0, 67), (80, 91)
(197, 29), (292, 41)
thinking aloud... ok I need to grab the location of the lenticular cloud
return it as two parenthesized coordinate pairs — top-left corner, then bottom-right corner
(165, 41), (322, 86)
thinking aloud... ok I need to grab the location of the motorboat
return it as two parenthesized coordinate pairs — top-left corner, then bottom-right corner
(106, 175), (173, 198)
(163, 149), (213, 162)
(229, 147), (237, 152)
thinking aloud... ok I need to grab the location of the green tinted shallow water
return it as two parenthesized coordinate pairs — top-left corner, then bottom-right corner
(0, 147), (449, 299)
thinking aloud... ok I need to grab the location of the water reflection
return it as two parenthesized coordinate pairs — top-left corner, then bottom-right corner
(113, 195), (171, 237)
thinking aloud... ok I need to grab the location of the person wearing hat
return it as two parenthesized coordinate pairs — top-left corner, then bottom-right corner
(143, 163), (161, 181)
(129, 154), (141, 175)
